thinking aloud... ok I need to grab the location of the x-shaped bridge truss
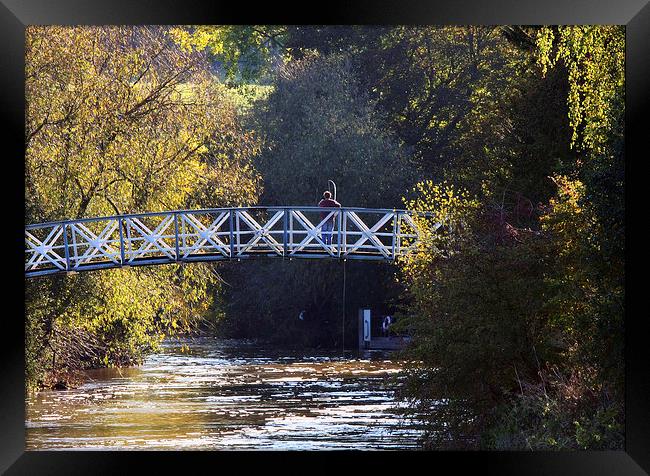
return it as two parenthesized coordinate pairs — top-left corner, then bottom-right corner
(25, 207), (435, 277)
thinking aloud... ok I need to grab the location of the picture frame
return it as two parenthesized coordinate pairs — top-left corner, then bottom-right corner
(1, 0), (646, 473)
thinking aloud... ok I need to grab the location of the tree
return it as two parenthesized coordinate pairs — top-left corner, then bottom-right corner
(25, 26), (262, 389)
(219, 52), (413, 346)
(537, 25), (624, 263)
(393, 25), (624, 450)
(396, 181), (553, 448)
(254, 52), (413, 207)
(169, 26), (288, 83)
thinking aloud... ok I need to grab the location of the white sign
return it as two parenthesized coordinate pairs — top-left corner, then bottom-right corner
(363, 309), (371, 342)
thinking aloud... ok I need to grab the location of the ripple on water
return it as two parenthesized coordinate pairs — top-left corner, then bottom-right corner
(26, 338), (423, 450)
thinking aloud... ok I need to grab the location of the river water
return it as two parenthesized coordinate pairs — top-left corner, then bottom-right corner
(26, 338), (424, 450)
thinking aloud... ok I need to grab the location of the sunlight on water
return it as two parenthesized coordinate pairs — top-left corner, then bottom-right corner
(26, 338), (423, 450)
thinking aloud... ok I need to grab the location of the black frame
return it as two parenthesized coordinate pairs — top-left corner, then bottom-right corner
(1, 1), (646, 474)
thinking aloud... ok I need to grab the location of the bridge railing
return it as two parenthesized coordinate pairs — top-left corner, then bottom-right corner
(25, 207), (435, 277)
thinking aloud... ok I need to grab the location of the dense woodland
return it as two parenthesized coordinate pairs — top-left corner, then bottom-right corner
(25, 25), (624, 450)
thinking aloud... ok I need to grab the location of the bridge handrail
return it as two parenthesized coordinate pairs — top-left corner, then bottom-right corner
(25, 206), (441, 277)
(25, 206), (436, 230)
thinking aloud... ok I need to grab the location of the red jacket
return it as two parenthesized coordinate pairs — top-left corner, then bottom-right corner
(318, 198), (341, 220)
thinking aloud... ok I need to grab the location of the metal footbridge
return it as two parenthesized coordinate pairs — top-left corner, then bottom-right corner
(25, 206), (434, 278)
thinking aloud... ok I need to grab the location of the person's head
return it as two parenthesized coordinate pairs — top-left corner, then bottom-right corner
(323, 191), (331, 199)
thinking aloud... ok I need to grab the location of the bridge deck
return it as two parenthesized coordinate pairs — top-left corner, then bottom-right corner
(25, 206), (434, 278)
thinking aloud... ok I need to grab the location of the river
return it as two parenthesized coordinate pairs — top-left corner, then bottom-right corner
(26, 338), (424, 450)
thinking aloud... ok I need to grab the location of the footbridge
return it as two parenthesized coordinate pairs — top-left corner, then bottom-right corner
(25, 206), (436, 278)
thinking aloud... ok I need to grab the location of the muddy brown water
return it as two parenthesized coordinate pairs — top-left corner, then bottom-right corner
(26, 338), (424, 450)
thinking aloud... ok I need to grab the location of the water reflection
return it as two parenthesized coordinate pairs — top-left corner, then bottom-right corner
(26, 338), (422, 450)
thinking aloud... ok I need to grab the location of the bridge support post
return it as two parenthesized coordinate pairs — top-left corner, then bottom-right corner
(395, 212), (402, 256)
(341, 211), (347, 257)
(118, 217), (126, 266)
(173, 213), (180, 261)
(391, 210), (398, 261)
(283, 209), (288, 258)
(337, 211), (342, 258)
(62, 223), (71, 272)
(229, 210), (235, 259)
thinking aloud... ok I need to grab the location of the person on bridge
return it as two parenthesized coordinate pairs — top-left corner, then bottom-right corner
(318, 191), (341, 245)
